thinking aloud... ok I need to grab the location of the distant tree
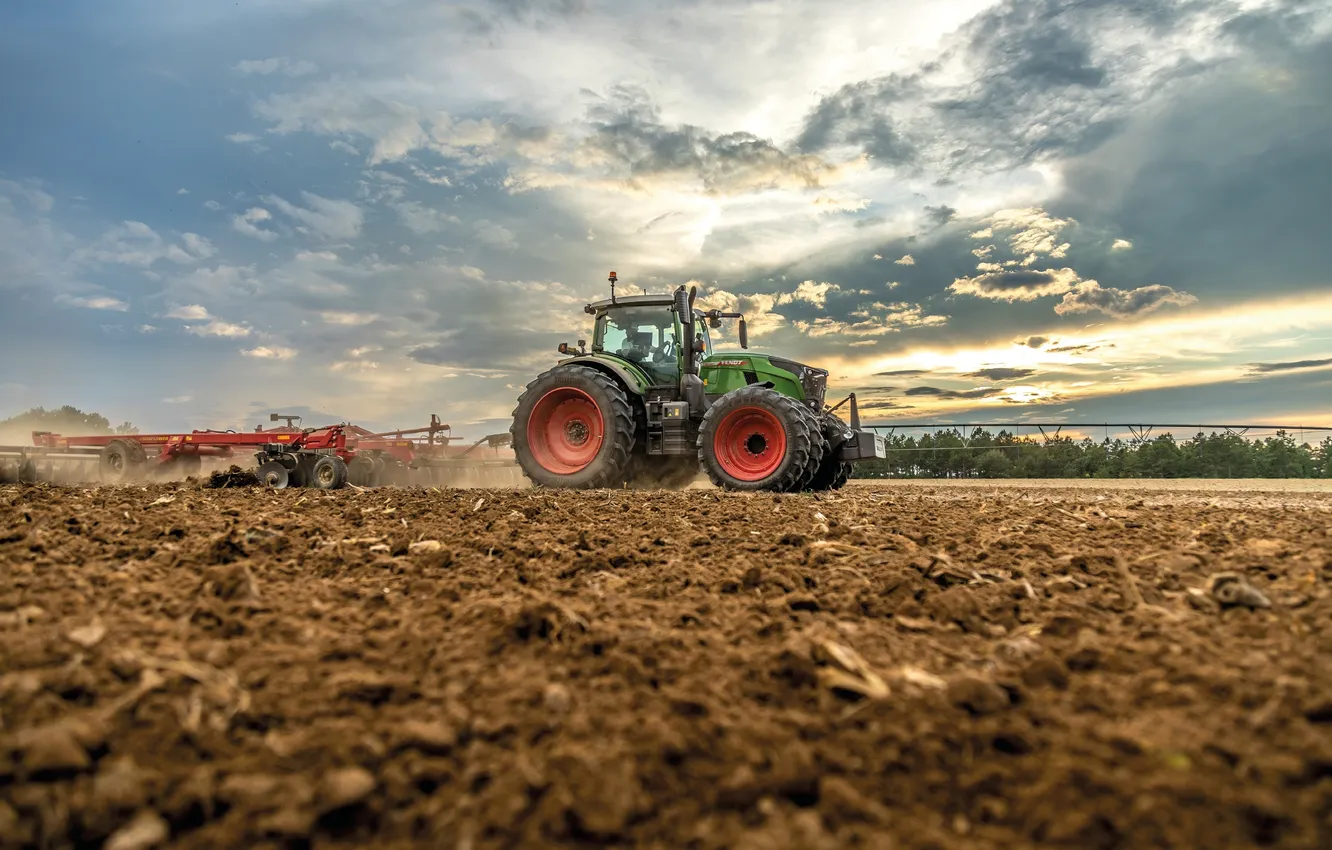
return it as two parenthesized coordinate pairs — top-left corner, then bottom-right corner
(0, 406), (137, 438)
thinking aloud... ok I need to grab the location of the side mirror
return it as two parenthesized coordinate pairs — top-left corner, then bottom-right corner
(739, 318), (749, 349)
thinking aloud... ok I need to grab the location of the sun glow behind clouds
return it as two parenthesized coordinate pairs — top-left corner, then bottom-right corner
(822, 291), (1332, 417)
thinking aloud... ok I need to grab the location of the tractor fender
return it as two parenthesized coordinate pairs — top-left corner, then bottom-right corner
(557, 355), (650, 396)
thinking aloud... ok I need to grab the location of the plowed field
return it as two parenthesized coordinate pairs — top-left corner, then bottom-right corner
(2, 480), (1331, 849)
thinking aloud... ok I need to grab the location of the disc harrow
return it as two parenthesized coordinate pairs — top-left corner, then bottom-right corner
(0, 413), (520, 489)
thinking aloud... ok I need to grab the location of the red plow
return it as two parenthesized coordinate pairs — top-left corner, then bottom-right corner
(0, 413), (521, 489)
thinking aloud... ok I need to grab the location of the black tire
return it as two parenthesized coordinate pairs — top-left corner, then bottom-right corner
(348, 456), (375, 487)
(257, 460), (290, 489)
(697, 386), (820, 492)
(99, 439), (146, 483)
(284, 454), (310, 488)
(780, 403), (828, 492)
(511, 364), (637, 489)
(311, 456), (349, 490)
(807, 453), (852, 491)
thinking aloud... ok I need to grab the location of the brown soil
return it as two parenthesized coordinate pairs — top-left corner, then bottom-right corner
(2, 481), (1330, 849)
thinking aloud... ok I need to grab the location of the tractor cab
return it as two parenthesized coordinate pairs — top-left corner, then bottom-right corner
(586, 295), (713, 386)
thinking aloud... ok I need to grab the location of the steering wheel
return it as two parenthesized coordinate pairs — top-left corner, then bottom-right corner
(658, 338), (677, 359)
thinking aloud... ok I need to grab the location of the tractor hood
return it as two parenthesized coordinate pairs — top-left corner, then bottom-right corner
(699, 353), (828, 408)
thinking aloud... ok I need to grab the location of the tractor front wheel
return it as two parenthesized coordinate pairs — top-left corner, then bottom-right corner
(511, 365), (636, 489)
(697, 386), (820, 492)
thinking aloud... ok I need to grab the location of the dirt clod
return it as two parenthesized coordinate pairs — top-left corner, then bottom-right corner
(947, 676), (1011, 715)
(104, 809), (169, 850)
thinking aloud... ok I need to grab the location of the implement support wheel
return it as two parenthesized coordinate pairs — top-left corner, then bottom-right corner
(311, 456), (349, 490)
(99, 439), (146, 484)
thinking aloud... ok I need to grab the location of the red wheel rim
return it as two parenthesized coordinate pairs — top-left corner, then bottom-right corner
(526, 387), (605, 474)
(714, 406), (787, 481)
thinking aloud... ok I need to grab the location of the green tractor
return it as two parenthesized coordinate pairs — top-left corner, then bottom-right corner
(509, 272), (886, 492)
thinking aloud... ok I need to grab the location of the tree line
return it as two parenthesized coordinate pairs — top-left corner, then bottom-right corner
(0, 406), (138, 439)
(851, 428), (1332, 479)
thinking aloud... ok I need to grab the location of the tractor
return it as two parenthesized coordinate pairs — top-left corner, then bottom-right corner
(510, 273), (886, 492)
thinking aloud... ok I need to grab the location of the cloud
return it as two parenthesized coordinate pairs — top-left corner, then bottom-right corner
(76, 221), (215, 267)
(475, 220), (518, 251)
(226, 132), (261, 144)
(242, 346), (298, 359)
(1111, 238), (1133, 251)
(894, 254), (915, 265)
(176, 188), (189, 195)
(162, 394), (193, 404)
(395, 201), (460, 234)
(792, 302), (946, 337)
(166, 304), (211, 320)
(948, 267), (1083, 302)
(923, 204), (956, 227)
(320, 311), (380, 326)
(1247, 357), (1332, 374)
(963, 367), (1037, 381)
(234, 57), (318, 77)
(903, 386), (1004, 400)
(56, 294), (128, 311)
(263, 192), (363, 241)
(539, 86), (862, 197)
(232, 207), (278, 241)
(1054, 281), (1198, 318)
(137, 324), (157, 333)
(1021, 336), (1049, 349)
(187, 320), (251, 338)
(875, 369), (929, 377)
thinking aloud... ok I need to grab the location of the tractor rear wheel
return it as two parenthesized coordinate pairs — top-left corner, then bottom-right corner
(99, 440), (146, 483)
(697, 386), (819, 492)
(511, 365), (636, 489)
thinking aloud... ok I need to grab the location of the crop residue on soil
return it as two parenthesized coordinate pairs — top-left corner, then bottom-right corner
(1, 481), (1331, 849)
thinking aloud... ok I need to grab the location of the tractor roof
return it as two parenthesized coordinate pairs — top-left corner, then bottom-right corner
(584, 293), (676, 312)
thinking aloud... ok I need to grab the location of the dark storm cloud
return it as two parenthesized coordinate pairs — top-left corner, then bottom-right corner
(791, 0), (1312, 181)
(963, 367), (1036, 381)
(904, 386), (1004, 400)
(1247, 357), (1332, 374)
(923, 204), (957, 227)
(1022, 336), (1049, 348)
(794, 73), (920, 165)
(581, 86), (845, 195)
(1045, 23), (1332, 305)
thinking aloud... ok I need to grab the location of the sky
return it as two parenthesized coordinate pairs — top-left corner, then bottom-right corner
(2, 0), (1331, 440)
